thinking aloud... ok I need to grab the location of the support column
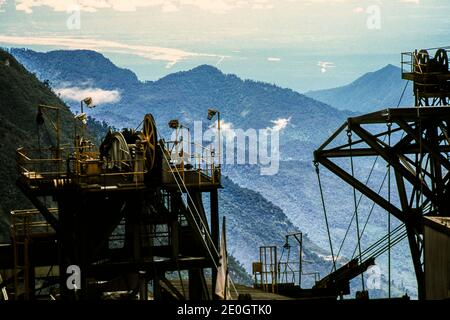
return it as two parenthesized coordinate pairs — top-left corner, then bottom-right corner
(27, 241), (35, 300)
(189, 269), (207, 300)
(153, 273), (161, 300)
(57, 196), (73, 300)
(139, 271), (148, 300)
(210, 189), (219, 298)
(406, 226), (425, 300)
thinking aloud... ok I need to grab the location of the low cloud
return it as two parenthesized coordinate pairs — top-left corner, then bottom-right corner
(210, 119), (234, 132)
(14, 0), (277, 14)
(55, 87), (121, 105)
(13, 0), (364, 15)
(267, 57), (281, 62)
(318, 61), (335, 73)
(208, 119), (237, 140)
(270, 117), (291, 131)
(0, 35), (227, 68)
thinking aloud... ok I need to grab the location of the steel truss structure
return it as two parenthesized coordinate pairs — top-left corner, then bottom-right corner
(314, 107), (450, 299)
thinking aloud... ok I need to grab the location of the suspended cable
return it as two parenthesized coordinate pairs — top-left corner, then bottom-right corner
(332, 80), (410, 265)
(357, 224), (406, 261)
(350, 169), (389, 260)
(347, 129), (365, 291)
(397, 80), (410, 109)
(364, 230), (407, 262)
(160, 146), (218, 261)
(350, 127), (411, 261)
(317, 80), (412, 291)
(159, 145), (239, 297)
(387, 122), (392, 298)
(333, 159), (379, 264)
(314, 162), (337, 272)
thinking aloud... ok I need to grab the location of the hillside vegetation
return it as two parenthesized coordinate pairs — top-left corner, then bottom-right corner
(0, 49), (108, 241)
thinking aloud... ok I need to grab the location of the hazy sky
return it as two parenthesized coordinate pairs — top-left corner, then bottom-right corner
(0, 0), (449, 90)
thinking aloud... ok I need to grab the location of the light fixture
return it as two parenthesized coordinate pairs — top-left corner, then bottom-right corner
(168, 119), (180, 129)
(207, 108), (221, 166)
(74, 113), (87, 125)
(207, 109), (218, 120)
(83, 97), (95, 108)
(80, 97), (96, 113)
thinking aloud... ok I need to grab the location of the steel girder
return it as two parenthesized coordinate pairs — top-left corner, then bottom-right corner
(314, 107), (450, 300)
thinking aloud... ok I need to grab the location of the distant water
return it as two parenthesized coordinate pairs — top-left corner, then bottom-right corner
(106, 50), (400, 92)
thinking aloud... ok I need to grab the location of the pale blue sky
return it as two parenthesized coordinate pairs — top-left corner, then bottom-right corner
(0, 0), (449, 90)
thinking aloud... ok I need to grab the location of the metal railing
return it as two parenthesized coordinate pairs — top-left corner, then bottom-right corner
(162, 140), (220, 186)
(277, 261), (320, 286)
(401, 51), (422, 74)
(16, 145), (148, 188)
(401, 47), (450, 75)
(11, 208), (58, 300)
(11, 208), (58, 237)
(18, 140), (221, 190)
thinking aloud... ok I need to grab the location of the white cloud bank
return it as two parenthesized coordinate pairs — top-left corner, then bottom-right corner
(12, 0), (422, 14)
(14, 0), (280, 14)
(55, 87), (121, 105)
(0, 35), (227, 68)
(270, 117), (291, 131)
(14, 0), (391, 15)
(209, 119), (235, 135)
(318, 61), (335, 73)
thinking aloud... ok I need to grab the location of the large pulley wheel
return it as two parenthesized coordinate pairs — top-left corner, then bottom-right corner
(435, 48), (448, 71)
(108, 132), (131, 170)
(142, 113), (157, 171)
(417, 49), (429, 72)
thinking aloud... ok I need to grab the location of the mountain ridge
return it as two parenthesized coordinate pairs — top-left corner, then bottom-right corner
(0, 49), (110, 241)
(10, 48), (140, 89)
(7, 48), (414, 297)
(305, 64), (414, 113)
(0, 48), (337, 289)
(11, 48), (352, 162)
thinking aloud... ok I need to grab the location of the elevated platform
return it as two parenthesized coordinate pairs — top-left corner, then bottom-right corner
(401, 47), (450, 106)
(16, 145), (221, 196)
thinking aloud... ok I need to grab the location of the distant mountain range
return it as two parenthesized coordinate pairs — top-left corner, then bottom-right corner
(11, 48), (351, 161)
(0, 48), (339, 290)
(306, 64), (414, 113)
(8, 48), (415, 297)
(10, 49), (140, 89)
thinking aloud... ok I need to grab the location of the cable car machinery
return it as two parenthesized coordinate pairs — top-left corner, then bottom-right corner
(313, 47), (450, 299)
(3, 106), (224, 300)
